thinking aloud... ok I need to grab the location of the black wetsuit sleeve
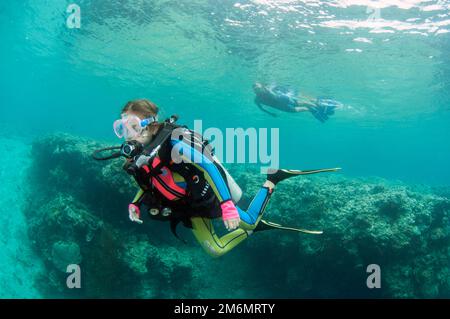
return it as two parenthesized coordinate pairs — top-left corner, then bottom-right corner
(254, 98), (277, 117)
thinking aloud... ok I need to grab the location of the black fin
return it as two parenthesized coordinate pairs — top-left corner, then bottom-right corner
(254, 219), (323, 235)
(267, 168), (341, 185)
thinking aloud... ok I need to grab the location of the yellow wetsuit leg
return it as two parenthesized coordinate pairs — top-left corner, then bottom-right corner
(191, 217), (252, 258)
(190, 214), (267, 258)
(191, 186), (273, 257)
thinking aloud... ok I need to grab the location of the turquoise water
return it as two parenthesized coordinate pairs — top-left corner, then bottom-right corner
(0, 136), (43, 297)
(0, 1), (449, 298)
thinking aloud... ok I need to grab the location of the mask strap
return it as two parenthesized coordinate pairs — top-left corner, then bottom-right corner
(141, 116), (158, 127)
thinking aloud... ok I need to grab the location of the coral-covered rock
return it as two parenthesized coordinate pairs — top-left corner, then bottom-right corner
(23, 133), (450, 298)
(51, 241), (82, 272)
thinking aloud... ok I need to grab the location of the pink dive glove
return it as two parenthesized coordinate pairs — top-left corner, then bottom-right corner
(220, 200), (240, 221)
(128, 203), (141, 223)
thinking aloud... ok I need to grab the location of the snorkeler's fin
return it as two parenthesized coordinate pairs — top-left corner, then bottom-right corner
(267, 168), (341, 185)
(254, 219), (323, 235)
(312, 98), (342, 122)
(309, 105), (328, 123)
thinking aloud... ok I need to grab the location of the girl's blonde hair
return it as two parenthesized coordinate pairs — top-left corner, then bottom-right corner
(121, 99), (159, 119)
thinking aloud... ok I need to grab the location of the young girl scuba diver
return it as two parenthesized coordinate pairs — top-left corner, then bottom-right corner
(94, 99), (340, 257)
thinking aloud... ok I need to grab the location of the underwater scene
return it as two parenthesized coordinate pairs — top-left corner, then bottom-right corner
(0, 0), (449, 299)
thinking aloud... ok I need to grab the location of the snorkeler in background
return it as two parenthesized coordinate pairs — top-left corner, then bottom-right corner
(253, 82), (343, 122)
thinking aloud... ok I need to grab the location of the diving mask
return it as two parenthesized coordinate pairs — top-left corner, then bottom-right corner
(113, 114), (158, 139)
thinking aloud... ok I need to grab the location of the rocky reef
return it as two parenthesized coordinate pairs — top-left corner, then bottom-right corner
(23, 133), (449, 298)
